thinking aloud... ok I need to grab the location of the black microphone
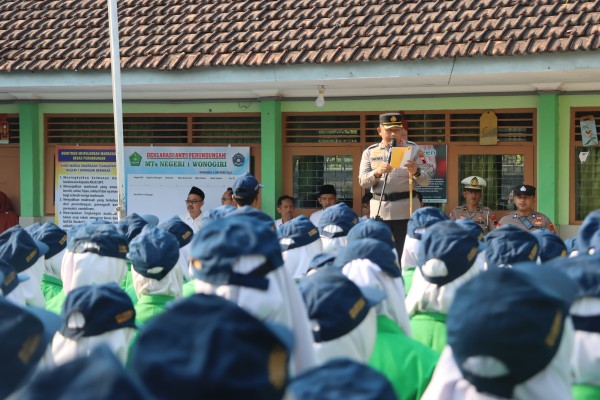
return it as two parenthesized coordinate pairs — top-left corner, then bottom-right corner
(387, 139), (397, 163)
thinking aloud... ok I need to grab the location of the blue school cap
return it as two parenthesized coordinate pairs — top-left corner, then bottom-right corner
(318, 203), (359, 238)
(60, 282), (135, 339)
(158, 215), (194, 248)
(117, 213), (148, 244)
(0, 297), (60, 398)
(127, 225), (180, 281)
(407, 206), (449, 240)
(346, 219), (395, 250)
(21, 344), (151, 400)
(30, 222), (68, 259)
(288, 358), (397, 400)
(334, 238), (401, 278)
(278, 215), (320, 251)
(532, 229), (567, 262)
(447, 264), (576, 398)
(0, 225), (48, 273)
(130, 294), (291, 400)
(484, 225), (539, 268)
(418, 220), (479, 285)
(68, 222), (128, 259)
(299, 266), (384, 342)
(190, 216), (283, 291)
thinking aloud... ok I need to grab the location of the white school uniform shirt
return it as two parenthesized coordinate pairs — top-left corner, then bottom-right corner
(309, 210), (324, 227)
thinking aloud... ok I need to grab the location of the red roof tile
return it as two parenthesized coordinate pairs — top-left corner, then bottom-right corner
(0, 0), (599, 72)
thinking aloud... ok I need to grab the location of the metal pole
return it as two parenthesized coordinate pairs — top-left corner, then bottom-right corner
(409, 172), (413, 215)
(107, 0), (126, 221)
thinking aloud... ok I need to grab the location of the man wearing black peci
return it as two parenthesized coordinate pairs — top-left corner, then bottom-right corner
(358, 112), (431, 254)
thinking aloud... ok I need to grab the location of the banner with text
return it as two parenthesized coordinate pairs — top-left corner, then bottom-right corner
(55, 147), (118, 229)
(416, 144), (447, 204)
(124, 146), (250, 222)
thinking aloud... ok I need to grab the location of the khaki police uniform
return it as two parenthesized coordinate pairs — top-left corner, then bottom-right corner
(359, 141), (431, 221)
(450, 205), (497, 234)
(498, 212), (556, 233)
(450, 176), (497, 234)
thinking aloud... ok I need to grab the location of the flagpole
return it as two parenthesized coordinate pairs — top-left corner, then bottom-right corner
(107, 0), (126, 221)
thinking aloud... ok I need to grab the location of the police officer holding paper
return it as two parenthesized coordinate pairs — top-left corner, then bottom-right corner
(359, 112), (431, 254)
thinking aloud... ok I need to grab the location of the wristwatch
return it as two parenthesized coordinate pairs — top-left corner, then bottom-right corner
(414, 168), (421, 177)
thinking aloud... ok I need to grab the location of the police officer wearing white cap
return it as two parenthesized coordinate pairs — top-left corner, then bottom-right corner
(450, 176), (498, 235)
(498, 184), (556, 233)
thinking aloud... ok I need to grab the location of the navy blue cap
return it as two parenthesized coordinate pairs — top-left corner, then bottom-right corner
(68, 222), (128, 259)
(24, 222), (42, 235)
(532, 229), (567, 262)
(407, 206), (449, 240)
(334, 238), (401, 278)
(417, 221), (479, 285)
(158, 215), (194, 248)
(117, 213), (148, 244)
(228, 205), (275, 228)
(278, 215), (320, 251)
(0, 298), (60, 398)
(0, 225), (48, 273)
(232, 172), (263, 198)
(447, 265), (576, 398)
(318, 203), (359, 238)
(200, 205), (237, 222)
(288, 358), (397, 400)
(306, 252), (337, 274)
(60, 282), (136, 339)
(0, 260), (24, 296)
(30, 222), (68, 259)
(127, 225), (180, 281)
(190, 216), (283, 291)
(513, 184), (536, 197)
(577, 210), (600, 254)
(347, 219), (395, 250)
(131, 294), (291, 400)
(483, 225), (539, 268)
(299, 266), (384, 342)
(454, 217), (485, 242)
(22, 344), (151, 400)
(140, 214), (159, 227)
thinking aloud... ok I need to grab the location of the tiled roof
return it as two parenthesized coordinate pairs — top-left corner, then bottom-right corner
(0, 0), (599, 72)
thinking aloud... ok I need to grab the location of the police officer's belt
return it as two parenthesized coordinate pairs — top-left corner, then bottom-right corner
(372, 191), (413, 202)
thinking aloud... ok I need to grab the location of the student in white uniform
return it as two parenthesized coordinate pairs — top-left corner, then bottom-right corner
(317, 202), (359, 254)
(278, 215), (322, 280)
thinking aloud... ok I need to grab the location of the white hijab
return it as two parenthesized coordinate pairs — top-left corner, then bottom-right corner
(132, 266), (183, 298)
(401, 235), (420, 271)
(61, 251), (127, 294)
(313, 308), (378, 365)
(18, 256), (46, 308)
(405, 262), (480, 316)
(422, 318), (575, 400)
(45, 248), (66, 279)
(52, 328), (135, 366)
(341, 258), (411, 336)
(194, 254), (316, 376)
(282, 239), (323, 280)
(321, 225), (347, 254)
(570, 297), (600, 386)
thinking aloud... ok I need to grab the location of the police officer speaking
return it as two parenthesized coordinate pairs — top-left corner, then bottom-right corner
(359, 112), (431, 254)
(450, 175), (498, 234)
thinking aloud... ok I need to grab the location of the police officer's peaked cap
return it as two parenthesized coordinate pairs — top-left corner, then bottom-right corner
(461, 176), (487, 190)
(513, 184), (536, 196)
(379, 112), (405, 129)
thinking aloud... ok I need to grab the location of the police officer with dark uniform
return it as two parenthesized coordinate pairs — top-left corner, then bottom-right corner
(359, 112), (431, 254)
(450, 176), (498, 234)
(498, 184), (556, 233)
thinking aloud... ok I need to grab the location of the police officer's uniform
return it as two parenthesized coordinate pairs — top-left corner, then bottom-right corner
(450, 176), (498, 234)
(359, 113), (431, 253)
(498, 185), (556, 233)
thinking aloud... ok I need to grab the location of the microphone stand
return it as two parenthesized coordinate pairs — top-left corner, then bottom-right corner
(374, 139), (396, 221)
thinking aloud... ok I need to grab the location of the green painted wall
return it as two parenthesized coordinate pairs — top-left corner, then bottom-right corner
(260, 100), (282, 218)
(537, 93), (559, 223)
(18, 103), (43, 217)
